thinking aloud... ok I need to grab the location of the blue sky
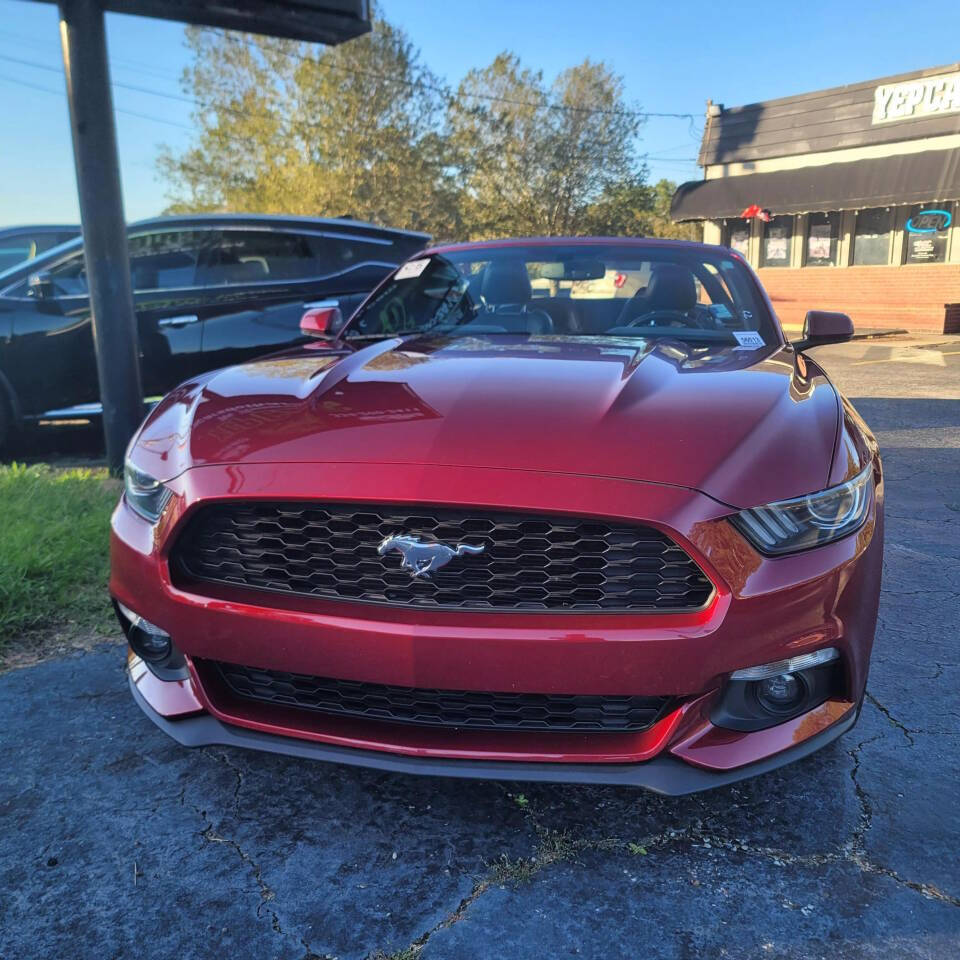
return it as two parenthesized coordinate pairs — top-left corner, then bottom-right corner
(1, 0), (959, 226)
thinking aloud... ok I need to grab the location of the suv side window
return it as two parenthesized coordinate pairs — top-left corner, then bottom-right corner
(307, 234), (398, 278)
(38, 229), (202, 296)
(195, 229), (404, 286)
(197, 230), (323, 285)
(128, 230), (201, 291)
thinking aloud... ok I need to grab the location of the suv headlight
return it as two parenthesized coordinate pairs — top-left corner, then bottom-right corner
(124, 460), (172, 523)
(731, 462), (874, 555)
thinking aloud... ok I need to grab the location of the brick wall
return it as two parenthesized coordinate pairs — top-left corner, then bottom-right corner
(756, 265), (960, 333)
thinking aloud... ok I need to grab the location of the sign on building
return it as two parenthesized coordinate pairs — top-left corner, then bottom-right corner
(873, 71), (960, 124)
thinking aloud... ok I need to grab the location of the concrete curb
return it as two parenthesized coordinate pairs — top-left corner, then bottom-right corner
(781, 326), (910, 340)
(850, 328), (909, 340)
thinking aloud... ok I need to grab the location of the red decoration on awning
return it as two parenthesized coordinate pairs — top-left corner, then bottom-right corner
(740, 204), (772, 222)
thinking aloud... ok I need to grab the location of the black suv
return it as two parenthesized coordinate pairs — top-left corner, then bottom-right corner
(0, 214), (428, 447)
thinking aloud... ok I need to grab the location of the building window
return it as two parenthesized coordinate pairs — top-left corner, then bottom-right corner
(724, 221), (751, 259)
(903, 204), (953, 264)
(805, 211), (840, 266)
(853, 208), (893, 265)
(761, 215), (793, 267)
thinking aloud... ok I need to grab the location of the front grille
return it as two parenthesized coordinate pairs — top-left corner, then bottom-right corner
(208, 661), (673, 732)
(172, 503), (712, 611)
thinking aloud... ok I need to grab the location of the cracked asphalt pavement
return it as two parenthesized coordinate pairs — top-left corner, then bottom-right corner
(2, 335), (958, 959)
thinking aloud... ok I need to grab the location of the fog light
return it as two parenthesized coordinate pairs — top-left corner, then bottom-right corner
(131, 624), (171, 662)
(117, 601), (172, 662)
(712, 648), (843, 732)
(756, 673), (805, 715)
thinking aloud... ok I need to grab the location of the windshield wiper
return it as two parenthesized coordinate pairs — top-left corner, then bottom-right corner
(605, 328), (748, 343)
(344, 326), (460, 342)
(342, 332), (406, 342)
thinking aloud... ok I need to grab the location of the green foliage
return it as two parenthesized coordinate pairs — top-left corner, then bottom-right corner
(159, 12), (696, 241)
(0, 464), (119, 640)
(446, 54), (643, 238)
(582, 178), (701, 240)
(160, 19), (459, 235)
(488, 853), (539, 887)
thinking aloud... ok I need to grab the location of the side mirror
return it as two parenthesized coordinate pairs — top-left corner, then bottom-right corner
(793, 310), (854, 351)
(27, 270), (55, 299)
(300, 303), (344, 338)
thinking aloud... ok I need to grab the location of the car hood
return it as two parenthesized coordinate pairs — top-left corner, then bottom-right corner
(133, 334), (840, 509)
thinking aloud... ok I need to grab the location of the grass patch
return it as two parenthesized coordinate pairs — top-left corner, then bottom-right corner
(488, 853), (540, 888)
(0, 463), (120, 646)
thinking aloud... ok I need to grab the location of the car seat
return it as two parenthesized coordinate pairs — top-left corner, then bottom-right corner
(479, 261), (554, 334)
(616, 264), (697, 325)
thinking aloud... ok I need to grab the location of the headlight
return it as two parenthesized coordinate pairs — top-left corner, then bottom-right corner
(731, 462), (873, 555)
(124, 460), (172, 523)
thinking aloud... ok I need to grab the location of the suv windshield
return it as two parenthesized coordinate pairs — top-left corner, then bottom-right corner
(345, 243), (776, 345)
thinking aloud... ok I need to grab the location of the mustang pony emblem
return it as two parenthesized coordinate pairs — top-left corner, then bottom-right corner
(377, 535), (485, 579)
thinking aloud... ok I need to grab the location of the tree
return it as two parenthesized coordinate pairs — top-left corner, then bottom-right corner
(158, 18), (459, 235)
(581, 178), (701, 239)
(644, 179), (701, 241)
(446, 54), (646, 239)
(158, 15), (695, 242)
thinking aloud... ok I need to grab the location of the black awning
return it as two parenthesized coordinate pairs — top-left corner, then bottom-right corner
(671, 149), (960, 221)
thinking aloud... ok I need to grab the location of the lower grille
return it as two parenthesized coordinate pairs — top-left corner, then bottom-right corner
(209, 661), (673, 733)
(172, 502), (713, 611)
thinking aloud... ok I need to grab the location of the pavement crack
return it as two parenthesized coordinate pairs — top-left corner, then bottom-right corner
(367, 879), (493, 960)
(840, 734), (959, 906)
(886, 514), (957, 524)
(209, 748), (245, 817)
(845, 733), (882, 855)
(184, 789), (309, 956)
(864, 691), (916, 744)
(367, 822), (621, 960)
(200, 824), (280, 930)
(843, 847), (960, 906)
(372, 728), (960, 959)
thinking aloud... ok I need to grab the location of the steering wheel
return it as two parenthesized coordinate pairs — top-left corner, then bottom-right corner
(626, 309), (703, 329)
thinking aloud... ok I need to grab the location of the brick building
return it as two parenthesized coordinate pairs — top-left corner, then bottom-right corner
(671, 64), (960, 333)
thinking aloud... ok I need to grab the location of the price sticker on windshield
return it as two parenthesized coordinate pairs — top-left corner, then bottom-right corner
(733, 331), (765, 350)
(394, 258), (431, 280)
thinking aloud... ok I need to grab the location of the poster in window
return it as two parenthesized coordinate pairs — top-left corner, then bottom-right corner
(907, 236), (940, 262)
(761, 216), (793, 266)
(729, 227), (750, 258)
(808, 223), (832, 261)
(766, 232), (788, 263)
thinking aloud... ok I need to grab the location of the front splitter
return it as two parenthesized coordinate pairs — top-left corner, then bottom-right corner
(129, 670), (858, 796)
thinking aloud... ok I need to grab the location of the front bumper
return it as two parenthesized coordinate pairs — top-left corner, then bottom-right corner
(112, 459), (883, 788)
(129, 663), (860, 795)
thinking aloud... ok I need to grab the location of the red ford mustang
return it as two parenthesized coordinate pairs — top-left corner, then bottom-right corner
(111, 238), (883, 794)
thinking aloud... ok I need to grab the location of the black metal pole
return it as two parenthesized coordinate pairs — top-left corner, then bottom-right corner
(58, 0), (142, 474)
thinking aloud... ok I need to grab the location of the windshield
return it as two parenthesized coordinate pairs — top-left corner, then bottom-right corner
(0, 235), (83, 286)
(345, 243), (777, 346)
